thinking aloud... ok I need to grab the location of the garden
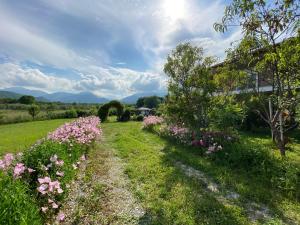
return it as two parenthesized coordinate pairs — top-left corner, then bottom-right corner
(0, 0), (299, 224)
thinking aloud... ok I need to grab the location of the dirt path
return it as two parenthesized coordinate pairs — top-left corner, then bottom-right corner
(60, 140), (144, 225)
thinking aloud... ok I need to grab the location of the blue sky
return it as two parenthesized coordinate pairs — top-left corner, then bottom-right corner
(0, 0), (241, 99)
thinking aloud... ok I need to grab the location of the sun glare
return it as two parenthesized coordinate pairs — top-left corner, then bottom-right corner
(163, 0), (186, 21)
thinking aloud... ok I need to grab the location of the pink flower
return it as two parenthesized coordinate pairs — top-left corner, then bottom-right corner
(38, 177), (51, 184)
(52, 202), (59, 209)
(57, 212), (65, 222)
(41, 206), (48, 213)
(37, 184), (48, 195)
(0, 160), (5, 169)
(13, 163), (26, 178)
(27, 168), (35, 173)
(57, 188), (64, 194)
(55, 160), (64, 166)
(48, 198), (54, 203)
(50, 154), (58, 162)
(4, 153), (14, 166)
(56, 171), (64, 177)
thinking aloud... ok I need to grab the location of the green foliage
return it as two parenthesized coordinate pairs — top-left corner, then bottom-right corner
(163, 43), (216, 131)
(102, 122), (300, 224)
(119, 109), (131, 122)
(136, 96), (164, 108)
(214, 0), (300, 155)
(28, 104), (40, 120)
(18, 95), (36, 105)
(64, 109), (78, 118)
(0, 174), (42, 225)
(209, 96), (246, 131)
(98, 100), (124, 122)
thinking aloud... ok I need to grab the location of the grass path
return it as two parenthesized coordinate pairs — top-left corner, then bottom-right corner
(0, 119), (73, 155)
(61, 136), (144, 224)
(62, 121), (300, 224)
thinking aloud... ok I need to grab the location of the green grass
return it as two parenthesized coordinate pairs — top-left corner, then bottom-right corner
(100, 121), (300, 225)
(0, 119), (72, 155)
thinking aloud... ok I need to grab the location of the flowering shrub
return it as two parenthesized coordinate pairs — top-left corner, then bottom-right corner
(158, 124), (192, 145)
(0, 116), (102, 224)
(142, 116), (164, 130)
(48, 116), (101, 144)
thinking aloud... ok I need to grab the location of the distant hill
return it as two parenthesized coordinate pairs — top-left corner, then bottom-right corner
(121, 91), (167, 104)
(0, 90), (22, 99)
(42, 92), (109, 103)
(3, 87), (48, 97)
(0, 87), (109, 103)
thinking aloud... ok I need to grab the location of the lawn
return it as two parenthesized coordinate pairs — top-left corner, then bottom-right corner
(100, 121), (300, 224)
(0, 119), (73, 155)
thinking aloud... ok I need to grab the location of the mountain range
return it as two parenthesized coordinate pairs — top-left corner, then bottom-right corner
(0, 87), (166, 104)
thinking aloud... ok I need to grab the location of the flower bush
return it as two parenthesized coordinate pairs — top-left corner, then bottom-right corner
(142, 116), (164, 130)
(0, 116), (102, 224)
(48, 116), (101, 144)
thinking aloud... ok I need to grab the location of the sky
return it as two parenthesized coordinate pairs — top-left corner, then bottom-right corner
(0, 0), (241, 99)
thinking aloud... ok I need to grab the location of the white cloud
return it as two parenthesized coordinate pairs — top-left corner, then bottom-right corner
(0, 0), (242, 98)
(0, 63), (164, 99)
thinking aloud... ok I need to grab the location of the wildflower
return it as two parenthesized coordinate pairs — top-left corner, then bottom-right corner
(56, 171), (64, 177)
(50, 154), (58, 162)
(55, 160), (64, 166)
(52, 202), (59, 209)
(37, 184), (48, 195)
(13, 163), (26, 178)
(4, 153), (14, 166)
(72, 164), (78, 170)
(57, 212), (65, 222)
(41, 206), (48, 213)
(28, 168), (35, 173)
(0, 160), (5, 169)
(48, 198), (54, 203)
(38, 177), (51, 184)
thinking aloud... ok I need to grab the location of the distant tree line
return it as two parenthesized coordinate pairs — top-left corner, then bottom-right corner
(136, 96), (164, 108)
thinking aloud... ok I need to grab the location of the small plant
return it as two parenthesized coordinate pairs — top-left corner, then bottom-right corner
(28, 104), (40, 120)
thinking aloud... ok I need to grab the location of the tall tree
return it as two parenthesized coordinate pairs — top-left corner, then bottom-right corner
(163, 43), (216, 130)
(214, 0), (300, 155)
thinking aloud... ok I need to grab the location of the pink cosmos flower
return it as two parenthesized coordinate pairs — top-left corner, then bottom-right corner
(13, 163), (26, 178)
(0, 160), (5, 169)
(57, 212), (65, 222)
(4, 153), (14, 166)
(52, 202), (59, 209)
(38, 176), (51, 184)
(55, 160), (64, 166)
(37, 184), (48, 195)
(41, 206), (48, 213)
(48, 198), (54, 203)
(27, 168), (35, 173)
(56, 171), (64, 177)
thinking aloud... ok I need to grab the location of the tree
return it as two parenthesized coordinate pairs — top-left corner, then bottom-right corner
(136, 96), (164, 108)
(214, 0), (300, 155)
(28, 104), (40, 120)
(19, 95), (35, 105)
(163, 43), (216, 131)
